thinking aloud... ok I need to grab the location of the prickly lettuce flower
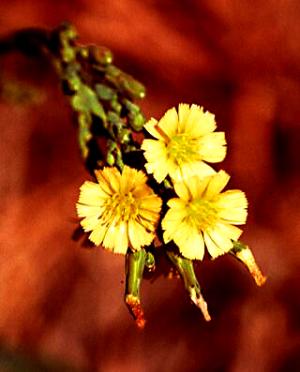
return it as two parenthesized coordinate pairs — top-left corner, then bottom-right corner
(162, 170), (248, 260)
(76, 166), (162, 254)
(141, 104), (226, 183)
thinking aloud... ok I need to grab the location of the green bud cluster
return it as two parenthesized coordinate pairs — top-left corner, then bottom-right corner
(51, 22), (146, 170)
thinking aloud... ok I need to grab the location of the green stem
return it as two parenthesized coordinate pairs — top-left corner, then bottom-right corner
(167, 251), (211, 321)
(125, 249), (146, 328)
(230, 241), (266, 286)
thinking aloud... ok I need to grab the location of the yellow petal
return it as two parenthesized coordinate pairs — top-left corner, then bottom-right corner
(120, 166), (134, 193)
(146, 163), (169, 183)
(80, 215), (101, 232)
(133, 185), (154, 199)
(89, 223), (106, 245)
(171, 161), (215, 182)
(199, 132), (227, 162)
(178, 103), (190, 132)
(219, 208), (248, 225)
(167, 198), (187, 210)
(139, 195), (162, 213)
(168, 166), (183, 183)
(144, 118), (165, 140)
(162, 216), (185, 243)
(203, 230), (229, 259)
(157, 107), (178, 138)
(95, 170), (115, 195)
(216, 190), (248, 225)
(214, 222), (242, 241)
(179, 231), (205, 260)
(132, 169), (148, 189)
(128, 219), (153, 250)
(141, 139), (167, 158)
(174, 181), (190, 201)
(120, 166), (146, 194)
(163, 207), (186, 223)
(142, 140), (169, 183)
(113, 222), (128, 254)
(137, 215), (156, 231)
(207, 227), (233, 254)
(185, 176), (201, 199)
(204, 170), (230, 200)
(216, 190), (248, 209)
(173, 224), (205, 260)
(79, 181), (108, 205)
(166, 158), (178, 176)
(174, 174), (211, 200)
(76, 204), (103, 218)
(102, 167), (120, 193)
(184, 105), (216, 137)
(171, 220), (193, 243)
(102, 221), (117, 251)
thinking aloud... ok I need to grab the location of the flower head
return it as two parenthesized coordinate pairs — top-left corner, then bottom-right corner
(162, 170), (248, 260)
(76, 166), (162, 254)
(141, 104), (226, 183)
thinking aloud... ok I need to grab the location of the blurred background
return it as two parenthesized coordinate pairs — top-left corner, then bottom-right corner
(0, 0), (299, 371)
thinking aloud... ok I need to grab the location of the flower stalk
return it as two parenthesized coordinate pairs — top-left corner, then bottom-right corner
(125, 250), (147, 329)
(167, 251), (211, 321)
(231, 241), (266, 286)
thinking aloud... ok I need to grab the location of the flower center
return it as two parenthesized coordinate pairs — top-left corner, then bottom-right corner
(102, 192), (138, 224)
(185, 198), (218, 230)
(167, 134), (200, 164)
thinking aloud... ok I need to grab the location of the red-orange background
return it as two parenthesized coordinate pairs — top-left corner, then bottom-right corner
(0, 1), (300, 371)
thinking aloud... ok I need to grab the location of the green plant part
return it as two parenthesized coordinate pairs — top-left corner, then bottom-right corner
(95, 83), (116, 101)
(71, 83), (106, 120)
(87, 45), (113, 66)
(123, 99), (146, 131)
(167, 250), (211, 322)
(106, 139), (125, 169)
(125, 249), (147, 329)
(53, 22), (78, 63)
(51, 22), (146, 169)
(145, 251), (155, 272)
(78, 113), (92, 159)
(231, 241), (267, 286)
(104, 65), (146, 100)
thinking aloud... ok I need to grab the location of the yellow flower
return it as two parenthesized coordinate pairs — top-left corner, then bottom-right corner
(141, 104), (226, 183)
(162, 170), (248, 260)
(76, 166), (162, 254)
